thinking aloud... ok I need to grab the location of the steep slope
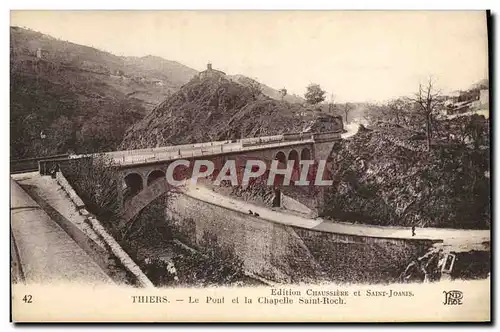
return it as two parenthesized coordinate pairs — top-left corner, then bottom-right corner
(229, 74), (305, 104)
(120, 75), (339, 149)
(124, 55), (198, 89)
(11, 27), (198, 107)
(10, 26), (198, 158)
(323, 117), (490, 229)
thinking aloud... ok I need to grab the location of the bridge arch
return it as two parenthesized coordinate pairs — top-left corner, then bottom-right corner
(299, 147), (312, 175)
(147, 169), (166, 186)
(272, 151), (287, 187)
(288, 149), (300, 169)
(124, 172), (144, 198)
(274, 151), (287, 167)
(300, 147), (311, 161)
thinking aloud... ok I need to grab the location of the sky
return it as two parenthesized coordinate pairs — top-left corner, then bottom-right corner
(10, 10), (489, 103)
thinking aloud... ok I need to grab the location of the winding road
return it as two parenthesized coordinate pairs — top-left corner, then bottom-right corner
(183, 184), (490, 248)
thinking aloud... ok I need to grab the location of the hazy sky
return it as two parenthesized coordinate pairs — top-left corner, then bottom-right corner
(11, 11), (489, 102)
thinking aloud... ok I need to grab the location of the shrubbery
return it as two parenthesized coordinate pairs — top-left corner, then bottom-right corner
(172, 232), (245, 286)
(62, 155), (120, 230)
(322, 115), (490, 229)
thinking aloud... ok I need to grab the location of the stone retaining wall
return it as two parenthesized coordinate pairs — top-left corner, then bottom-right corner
(165, 192), (435, 284)
(55, 171), (154, 288)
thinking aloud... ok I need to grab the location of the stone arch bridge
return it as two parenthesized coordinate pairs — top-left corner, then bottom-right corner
(38, 128), (341, 226)
(104, 130), (342, 224)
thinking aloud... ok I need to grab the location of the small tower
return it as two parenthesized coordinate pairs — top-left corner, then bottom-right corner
(198, 62), (226, 79)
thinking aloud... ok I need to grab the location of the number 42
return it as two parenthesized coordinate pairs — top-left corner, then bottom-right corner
(22, 295), (32, 303)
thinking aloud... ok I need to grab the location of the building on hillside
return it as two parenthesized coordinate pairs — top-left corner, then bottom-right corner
(445, 91), (460, 104)
(458, 89), (489, 111)
(445, 100), (472, 115)
(36, 47), (49, 59)
(479, 89), (489, 107)
(470, 99), (481, 110)
(198, 63), (226, 80)
(150, 78), (164, 86)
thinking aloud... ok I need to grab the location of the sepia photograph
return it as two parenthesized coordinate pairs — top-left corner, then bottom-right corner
(9, 9), (491, 323)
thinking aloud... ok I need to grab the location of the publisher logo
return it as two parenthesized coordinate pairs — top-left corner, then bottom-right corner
(443, 290), (463, 305)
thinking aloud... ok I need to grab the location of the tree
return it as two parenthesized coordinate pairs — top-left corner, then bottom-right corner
(279, 88), (287, 101)
(304, 83), (326, 105)
(343, 103), (352, 123)
(452, 114), (488, 149)
(48, 115), (76, 154)
(63, 154), (120, 223)
(172, 231), (245, 286)
(249, 79), (262, 99)
(328, 93), (335, 113)
(387, 97), (413, 127)
(411, 77), (441, 151)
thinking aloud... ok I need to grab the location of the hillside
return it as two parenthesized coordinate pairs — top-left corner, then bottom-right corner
(322, 116), (490, 229)
(120, 70), (490, 230)
(10, 26), (198, 158)
(124, 55), (198, 88)
(228, 74), (305, 104)
(10, 27), (198, 106)
(10, 26), (313, 159)
(120, 74), (339, 149)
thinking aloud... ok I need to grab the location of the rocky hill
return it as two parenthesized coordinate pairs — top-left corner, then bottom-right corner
(322, 116), (490, 229)
(10, 26), (198, 158)
(228, 74), (305, 104)
(10, 26), (312, 159)
(120, 75), (340, 149)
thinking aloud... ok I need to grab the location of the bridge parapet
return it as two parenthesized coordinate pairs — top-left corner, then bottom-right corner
(109, 136), (315, 168)
(283, 132), (314, 141)
(106, 139), (236, 158)
(107, 134), (288, 159)
(11, 154), (70, 174)
(241, 135), (283, 147)
(312, 130), (342, 142)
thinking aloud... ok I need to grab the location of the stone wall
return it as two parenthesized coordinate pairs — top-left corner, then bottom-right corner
(294, 228), (433, 284)
(55, 171), (154, 288)
(165, 192), (435, 284)
(165, 192), (321, 283)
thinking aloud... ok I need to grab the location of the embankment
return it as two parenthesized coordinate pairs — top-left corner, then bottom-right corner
(165, 192), (434, 284)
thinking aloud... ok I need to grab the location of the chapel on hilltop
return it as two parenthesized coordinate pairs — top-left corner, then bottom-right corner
(198, 62), (226, 80)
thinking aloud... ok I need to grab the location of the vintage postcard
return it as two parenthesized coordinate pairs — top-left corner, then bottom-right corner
(10, 10), (491, 323)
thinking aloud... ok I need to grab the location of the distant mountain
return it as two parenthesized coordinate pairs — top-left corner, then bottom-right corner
(228, 74), (305, 104)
